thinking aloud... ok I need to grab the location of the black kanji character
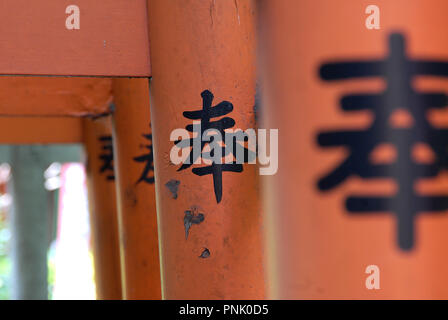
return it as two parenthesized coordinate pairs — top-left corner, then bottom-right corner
(317, 33), (448, 250)
(98, 135), (115, 181)
(175, 90), (255, 203)
(134, 131), (155, 184)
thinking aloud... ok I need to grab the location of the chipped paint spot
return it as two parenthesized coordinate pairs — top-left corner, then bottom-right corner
(165, 179), (180, 199)
(184, 207), (204, 239)
(199, 248), (210, 258)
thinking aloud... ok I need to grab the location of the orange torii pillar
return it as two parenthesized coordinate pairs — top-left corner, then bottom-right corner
(111, 78), (161, 299)
(259, 0), (448, 299)
(83, 116), (122, 300)
(147, 0), (265, 299)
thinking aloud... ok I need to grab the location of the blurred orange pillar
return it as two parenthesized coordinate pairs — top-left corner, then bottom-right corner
(83, 116), (122, 300)
(260, 0), (448, 299)
(147, 0), (265, 299)
(111, 78), (161, 299)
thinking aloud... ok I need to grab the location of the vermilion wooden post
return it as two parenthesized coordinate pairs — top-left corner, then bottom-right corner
(111, 78), (161, 299)
(147, 0), (265, 299)
(260, 0), (448, 299)
(83, 116), (122, 300)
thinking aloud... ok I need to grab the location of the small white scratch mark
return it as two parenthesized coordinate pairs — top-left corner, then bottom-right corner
(210, 0), (216, 26)
(234, 0), (240, 25)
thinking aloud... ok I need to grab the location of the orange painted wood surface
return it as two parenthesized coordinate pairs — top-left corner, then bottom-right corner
(112, 78), (161, 300)
(0, 0), (150, 77)
(0, 77), (112, 116)
(0, 117), (82, 143)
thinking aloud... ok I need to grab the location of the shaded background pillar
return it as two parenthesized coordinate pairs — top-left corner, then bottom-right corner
(6, 145), (82, 300)
(9, 146), (50, 300)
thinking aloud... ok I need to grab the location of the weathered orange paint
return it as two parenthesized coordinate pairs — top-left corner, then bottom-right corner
(111, 78), (161, 300)
(0, 117), (82, 143)
(0, 0), (150, 77)
(0, 77), (112, 116)
(260, 0), (448, 299)
(148, 0), (265, 299)
(83, 116), (122, 300)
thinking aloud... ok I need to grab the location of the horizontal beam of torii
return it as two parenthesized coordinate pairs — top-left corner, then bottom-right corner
(0, 0), (150, 77)
(0, 1), (148, 117)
